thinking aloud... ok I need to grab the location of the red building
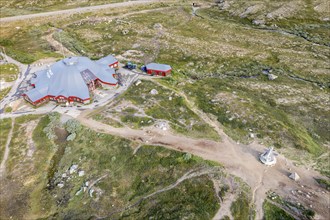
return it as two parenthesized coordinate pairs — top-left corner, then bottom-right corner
(146, 63), (172, 76)
(23, 55), (118, 106)
(97, 55), (119, 68)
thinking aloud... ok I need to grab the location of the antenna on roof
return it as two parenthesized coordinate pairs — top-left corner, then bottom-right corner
(57, 28), (65, 59)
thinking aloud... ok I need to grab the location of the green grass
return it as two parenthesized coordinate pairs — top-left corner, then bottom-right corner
(121, 175), (219, 220)
(265, 191), (315, 220)
(0, 87), (11, 101)
(28, 115), (57, 218)
(0, 63), (19, 82)
(120, 80), (219, 140)
(4, 106), (12, 112)
(315, 178), (330, 191)
(92, 114), (124, 128)
(0, 114), (57, 220)
(120, 115), (154, 129)
(230, 180), (255, 220)
(183, 76), (324, 154)
(0, 114), (229, 219)
(0, 118), (12, 162)
(0, 25), (62, 64)
(263, 201), (295, 220)
(44, 125), (222, 219)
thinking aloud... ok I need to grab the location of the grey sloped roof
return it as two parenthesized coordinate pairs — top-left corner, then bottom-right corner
(96, 67), (116, 84)
(25, 56), (117, 102)
(25, 87), (45, 102)
(96, 55), (117, 66)
(146, 63), (171, 72)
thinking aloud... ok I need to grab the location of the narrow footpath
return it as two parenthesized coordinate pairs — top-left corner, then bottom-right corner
(0, 118), (15, 178)
(77, 115), (329, 219)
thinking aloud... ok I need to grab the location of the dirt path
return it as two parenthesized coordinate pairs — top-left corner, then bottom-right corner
(43, 6), (173, 58)
(25, 120), (38, 157)
(98, 167), (221, 219)
(144, 167), (221, 199)
(0, 118), (14, 178)
(0, 0), (171, 23)
(77, 114), (330, 219)
(43, 32), (75, 58)
(213, 193), (235, 220)
(150, 78), (270, 216)
(149, 78), (226, 139)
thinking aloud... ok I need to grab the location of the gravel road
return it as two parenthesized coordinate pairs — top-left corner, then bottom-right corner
(0, 0), (163, 23)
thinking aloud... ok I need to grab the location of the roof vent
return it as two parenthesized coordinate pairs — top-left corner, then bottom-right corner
(63, 57), (78, 66)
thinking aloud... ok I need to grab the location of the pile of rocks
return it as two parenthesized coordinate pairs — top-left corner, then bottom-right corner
(56, 164), (85, 189)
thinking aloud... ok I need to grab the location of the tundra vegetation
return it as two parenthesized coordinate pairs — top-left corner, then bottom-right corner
(93, 79), (220, 141)
(0, 0), (329, 219)
(0, 114), (253, 219)
(0, 63), (19, 100)
(0, 118), (12, 161)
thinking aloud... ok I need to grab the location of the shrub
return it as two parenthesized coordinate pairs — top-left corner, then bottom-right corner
(65, 119), (81, 134)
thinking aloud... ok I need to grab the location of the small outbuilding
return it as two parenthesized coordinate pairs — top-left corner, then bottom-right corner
(96, 54), (119, 68)
(145, 63), (172, 76)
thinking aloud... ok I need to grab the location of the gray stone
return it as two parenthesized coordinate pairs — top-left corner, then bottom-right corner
(268, 74), (278, 80)
(69, 164), (78, 174)
(153, 23), (162, 29)
(57, 182), (64, 188)
(150, 89), (158, 95)
(252, 19), (265, 25)
(78, 170), (85, 177)
(122, 29), (129, 35)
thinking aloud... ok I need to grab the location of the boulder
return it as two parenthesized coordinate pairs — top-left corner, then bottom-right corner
(78, 170), (85, 177)
(69, 164), (78, 174)
(268, 74), (278, 80)
(252, 20), (266, 25)
(57, 182), (64, 188)
(122, 29), (129, 35)
(150, 89), (158, 95)
(153, 23), (162, 29)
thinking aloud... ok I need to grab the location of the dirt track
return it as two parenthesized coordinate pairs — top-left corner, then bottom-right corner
(1, 1), (329, 217)
(0, 119), (14, 178)
(77, 112), (330, 219)
(0, 0), (167, 23)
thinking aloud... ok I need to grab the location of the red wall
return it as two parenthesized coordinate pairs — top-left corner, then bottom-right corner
(147, 69), (171, 76)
